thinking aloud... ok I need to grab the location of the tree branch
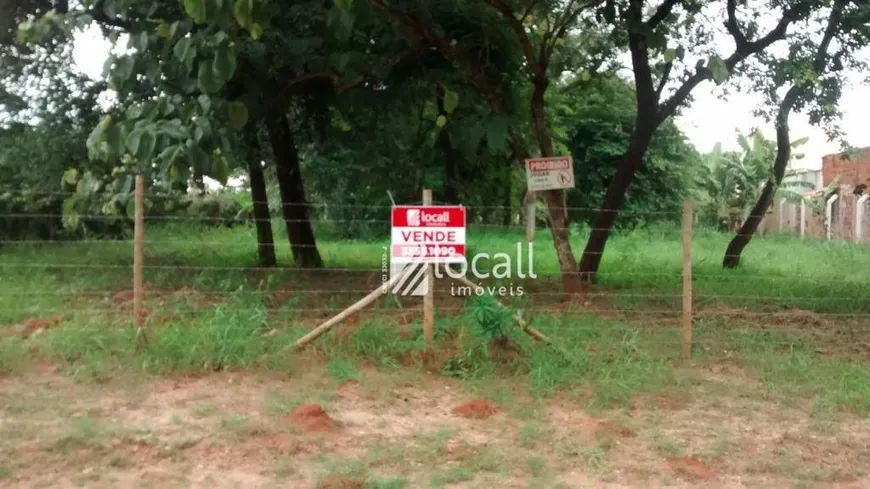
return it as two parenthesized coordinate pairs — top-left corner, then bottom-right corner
(368, 0), (512, 115)
(724, 0), (749, 52)
(647, 0), (681, 28)
(657, 6), (795, 124)
(484, 0), (539, 75)
(627, 0), (657, 124)
(654, 60), (673, 103)
(519, 0), (542, 23)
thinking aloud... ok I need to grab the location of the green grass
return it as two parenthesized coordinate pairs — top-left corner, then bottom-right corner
(2, 222), (870, 413)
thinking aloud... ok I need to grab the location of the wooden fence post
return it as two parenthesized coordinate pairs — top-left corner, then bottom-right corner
(682, 198), (693, 359)
(133, 175), (146, 343)
(422, 188), (434, 346)
(525, 191), (536, 243)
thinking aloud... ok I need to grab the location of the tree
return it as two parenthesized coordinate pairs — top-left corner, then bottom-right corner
(552, 75), (699, 228)
(368, 0), (612, 293)
(577, 0), (829, 282)
(722, 0), (869, 267)
(17, 0), (392, 267)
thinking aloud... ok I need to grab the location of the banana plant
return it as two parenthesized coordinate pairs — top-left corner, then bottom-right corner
(697, 132), (813, 230)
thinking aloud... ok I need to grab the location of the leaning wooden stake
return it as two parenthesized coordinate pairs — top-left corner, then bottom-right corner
(682, 198), (693, 359)
(133, 175), (147, 345)
(422, 188), (434, 346)
(293, 266), (415, 350)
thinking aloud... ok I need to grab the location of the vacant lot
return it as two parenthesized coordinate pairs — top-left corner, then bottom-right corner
(2, 224), (870, 488)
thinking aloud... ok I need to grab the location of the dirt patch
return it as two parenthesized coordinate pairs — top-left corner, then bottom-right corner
(14, 316), (63, 338)
(112, 289), (135, 305)
(289, 404), (340, 433)
(452, 399), (498, 419)
(696, 304), (829, 328)
(317, 476), (364, 489)
(594, 420), (636, 439)
(666, 456), (716, 481)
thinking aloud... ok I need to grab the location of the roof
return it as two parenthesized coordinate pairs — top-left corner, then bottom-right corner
(822, 146), (870, 160)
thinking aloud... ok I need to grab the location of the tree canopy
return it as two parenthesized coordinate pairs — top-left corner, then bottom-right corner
(3, 0), (869, 286)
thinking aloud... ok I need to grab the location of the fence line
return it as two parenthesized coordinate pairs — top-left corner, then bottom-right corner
(3, 193), (870, 360)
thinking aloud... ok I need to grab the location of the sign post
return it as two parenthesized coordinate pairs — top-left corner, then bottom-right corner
(390, 199), (466, 346)
(422, 189), (434, 345)
(524, 156), (575, 243)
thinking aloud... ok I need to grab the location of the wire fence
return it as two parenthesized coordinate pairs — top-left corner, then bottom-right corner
(2, 198), (869, 353)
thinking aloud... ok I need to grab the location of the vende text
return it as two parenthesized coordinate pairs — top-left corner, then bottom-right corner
(401, 230), (457, 242)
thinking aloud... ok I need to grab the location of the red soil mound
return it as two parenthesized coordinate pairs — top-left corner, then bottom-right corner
(452, 399), (498, 419)
(289, 404), (340, 433)
(667, 456), (716, 481)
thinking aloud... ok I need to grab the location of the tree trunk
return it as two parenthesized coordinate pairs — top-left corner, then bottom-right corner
(722, 0), (843, 268)
(246, 157), (276, 266)
(578, 127), (655, 282)
(528, 78), (583, 294)
(265, 112), (323, 269)
(722, 92), (800, 268)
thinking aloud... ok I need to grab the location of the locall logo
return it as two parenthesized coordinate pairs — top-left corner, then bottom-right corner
(385, 243), (536, 298)
(406, 209), (421, 226)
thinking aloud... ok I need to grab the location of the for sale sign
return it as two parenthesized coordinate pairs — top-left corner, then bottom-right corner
(525, 156), (575, 192)
(389, 206), (466, 296)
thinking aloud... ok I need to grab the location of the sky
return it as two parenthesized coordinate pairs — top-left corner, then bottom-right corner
(71, 24), (870, 172)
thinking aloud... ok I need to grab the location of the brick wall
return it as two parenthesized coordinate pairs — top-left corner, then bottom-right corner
(822, 148), (870, 187)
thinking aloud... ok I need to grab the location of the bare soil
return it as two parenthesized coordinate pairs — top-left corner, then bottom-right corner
(1, 367), (870, 488)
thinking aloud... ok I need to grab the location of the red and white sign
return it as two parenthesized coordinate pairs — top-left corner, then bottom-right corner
(525, 156), (575, 192)
(391, 206), (466, 264)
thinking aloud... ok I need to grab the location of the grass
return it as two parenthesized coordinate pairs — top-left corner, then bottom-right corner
(1, 222), (870, 415)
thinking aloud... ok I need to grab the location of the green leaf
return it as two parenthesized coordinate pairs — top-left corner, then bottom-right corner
(436, 115), (447, 128)
(125, 198), (136, 219)
(156, 22), (172, 38)
(158, 144), (184, 167)
(173, 37), (197, 69)
(708, 56), (729, 85)
(233, 0), (253, 27)
(62, 198), (81, 231)
(136, 130), (157, 162)
(197, 61), (222, 93)
(126, 128), (144, 155)
(187, 141), (209, 173)
(62, 168), (79, 186)
(86, 115), (112, 158)
(328, 8), (355, 42)
(663, 48), (676, 63)
(791, 136), (809, 148)
(335, 0), (353, 10)
(113, 56), (135, 83)
(183, 0), (207, 23)
(159, 119), (188, 139)
(227, 101), (249, 129)
(213, 42), (237, 83)
(250, 23), (263, 40)
(329, 52), (350, 72)
(210, 152), (229, 185)
(132, 32), (149, 51)
(422, 101), (438, 121)
(443, 88), (459, 114)
(105, 125), (124, 156)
